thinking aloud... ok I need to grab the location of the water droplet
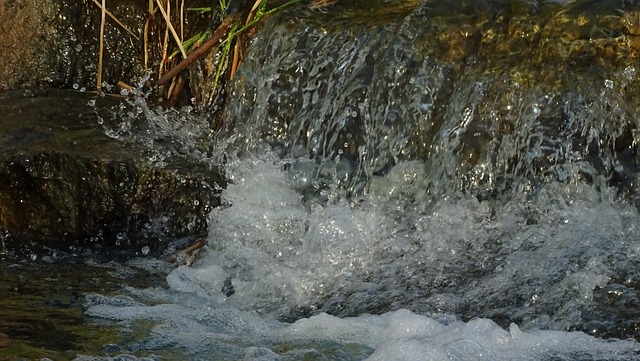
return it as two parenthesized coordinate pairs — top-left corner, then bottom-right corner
(105, 130), (120, 139)
(623, 66), (636, 81)
(604, 79), (614, 89)
(532, 104), (541, 117)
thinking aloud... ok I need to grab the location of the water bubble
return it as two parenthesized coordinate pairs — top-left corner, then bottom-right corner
(105, 129), (120, 139)
(604, 79), (614, 89)
(73, 83), (79, 90)
(87, 99), (96, 107)
(531, 104), (541, 117)
(623, 66), (636, 81)
(141, 246), (150, 255)
(79, 87), (86, 92)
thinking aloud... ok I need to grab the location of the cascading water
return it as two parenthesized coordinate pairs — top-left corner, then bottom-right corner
(66, 0), (640, 359)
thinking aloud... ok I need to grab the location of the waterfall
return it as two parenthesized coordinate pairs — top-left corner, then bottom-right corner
(221, 0), (640, 205)
(75, 1), (640, 359)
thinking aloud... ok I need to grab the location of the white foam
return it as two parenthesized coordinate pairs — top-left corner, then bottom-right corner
(80, 155), (640, 360)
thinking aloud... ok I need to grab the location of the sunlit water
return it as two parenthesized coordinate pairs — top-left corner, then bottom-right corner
(73, 153), (640, 360)
(75, 0), (640, 358)
(4, 0), (640, 360)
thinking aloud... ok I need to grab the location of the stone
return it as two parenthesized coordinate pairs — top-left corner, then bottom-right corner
(0, 88), (225, 257)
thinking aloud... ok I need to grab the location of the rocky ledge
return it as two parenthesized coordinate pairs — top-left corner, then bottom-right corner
(0, 89), (225, 258)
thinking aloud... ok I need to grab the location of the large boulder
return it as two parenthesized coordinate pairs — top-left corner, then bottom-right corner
(0, 88), (225, 257)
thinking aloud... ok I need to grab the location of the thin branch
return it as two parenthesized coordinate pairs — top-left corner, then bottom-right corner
(155, 14), (239, 86)
(155, 0), (187, 59)
(97, 0), (106, 91)
(91, 0), (140, 40)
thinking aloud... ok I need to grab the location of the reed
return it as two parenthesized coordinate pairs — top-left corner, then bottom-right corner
(93, 0), (335, 106)
(97, 0), (105, 91)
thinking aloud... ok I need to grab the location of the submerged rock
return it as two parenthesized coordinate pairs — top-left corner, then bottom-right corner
(222, 0), (640, 199)
(0, 89), (225, 257)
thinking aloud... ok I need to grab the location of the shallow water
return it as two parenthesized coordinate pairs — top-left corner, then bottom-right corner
(0, 259), (169, 360)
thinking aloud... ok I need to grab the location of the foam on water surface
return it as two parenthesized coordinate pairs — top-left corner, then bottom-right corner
(78, 155), (640, 360)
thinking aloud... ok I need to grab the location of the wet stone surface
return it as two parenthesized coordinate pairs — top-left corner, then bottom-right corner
(0, 89), (225, 257)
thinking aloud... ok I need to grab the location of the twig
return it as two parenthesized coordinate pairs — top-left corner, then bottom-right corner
(155, 0), (187, 59)
(143, 1), (154, 70)
(155, 14), (239, 86)
(183, 237), (206, 255)
(158, 0), (170, 79)
(180, 0), (185, 41)
(230, 0), (261, 79)
(97, 0), (106, 91)
(91, 0), (140, 40)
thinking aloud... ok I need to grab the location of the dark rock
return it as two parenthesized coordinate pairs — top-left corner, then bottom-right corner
(0, 89), (225, 257)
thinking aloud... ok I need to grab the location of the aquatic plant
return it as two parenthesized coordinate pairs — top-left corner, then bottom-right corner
(157, 0), (304, 106)
(90, 0), (341, 105)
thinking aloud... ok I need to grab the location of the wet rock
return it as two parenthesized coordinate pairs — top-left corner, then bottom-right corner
(0, 89), (225, 257)
(223, 0), (640, 198)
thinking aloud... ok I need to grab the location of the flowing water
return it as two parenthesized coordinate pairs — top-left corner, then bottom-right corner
(3, 0), (640, 360)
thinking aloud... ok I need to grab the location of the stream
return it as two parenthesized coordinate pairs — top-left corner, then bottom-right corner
(2, 0), (640, 360)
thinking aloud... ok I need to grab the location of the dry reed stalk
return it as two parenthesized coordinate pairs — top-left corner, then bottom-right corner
(91, 0), (140, 40)
(143, 1), (158, 70)
(97, 0), (105, 91)
(158, 0), (170, 80)
(155, 0), (187, 59)
(117, 81), (133, 92)
(180, 0), (185, 41)
(230, 38), (242, 80)
(229, 0), (262, 79)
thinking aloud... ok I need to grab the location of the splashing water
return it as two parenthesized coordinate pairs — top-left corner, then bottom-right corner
(78, 152), (640, 360)
(77, 1), (640, 359)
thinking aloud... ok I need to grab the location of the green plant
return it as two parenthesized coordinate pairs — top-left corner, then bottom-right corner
(162, 0), (302, 104)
